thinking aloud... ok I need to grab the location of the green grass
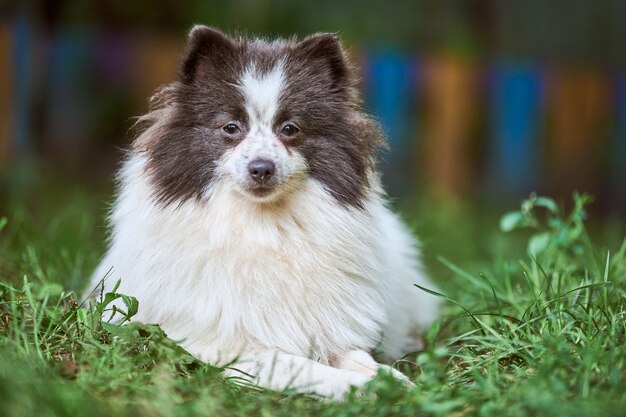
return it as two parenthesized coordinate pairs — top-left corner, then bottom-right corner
(1, 169), (625, 417)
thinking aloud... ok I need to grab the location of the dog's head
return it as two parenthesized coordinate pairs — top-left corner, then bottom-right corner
(139, 26), (384, 208)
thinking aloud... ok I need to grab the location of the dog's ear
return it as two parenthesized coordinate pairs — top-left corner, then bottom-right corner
(295, 33), (349, 88)
(181, 25), (236, 84)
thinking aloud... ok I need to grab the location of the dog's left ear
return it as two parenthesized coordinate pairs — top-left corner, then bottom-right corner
(296, 33), (349, 88)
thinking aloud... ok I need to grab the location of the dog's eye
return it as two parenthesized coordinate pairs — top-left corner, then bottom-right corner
(281, 124), (299, 137)
(223, 123), (240, 135)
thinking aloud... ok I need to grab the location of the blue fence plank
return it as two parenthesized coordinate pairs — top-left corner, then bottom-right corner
(12, 14), (33, 156)
(363, 48), (417, 195)
(364, 49), (416, 150)
(488, 63), (543, 195)
(46, 28), (96, 150)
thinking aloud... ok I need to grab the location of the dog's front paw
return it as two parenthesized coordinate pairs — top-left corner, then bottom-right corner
(375, 363), (414, 386)
(334, 350), (414, 387)
(320, 370), (373, 400)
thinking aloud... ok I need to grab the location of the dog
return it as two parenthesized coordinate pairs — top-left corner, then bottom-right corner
(89, 26), (439, 399)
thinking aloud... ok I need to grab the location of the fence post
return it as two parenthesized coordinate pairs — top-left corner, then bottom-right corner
(12, 14), (34, 158)
(364, 47), (416, 197)
(487, 63), (543, 196)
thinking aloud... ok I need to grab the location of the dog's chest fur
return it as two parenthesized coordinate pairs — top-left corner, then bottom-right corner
(103, 155), (388, 364)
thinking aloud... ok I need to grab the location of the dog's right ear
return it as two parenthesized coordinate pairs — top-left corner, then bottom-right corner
(181, 26), (236, 84)
(296, 33), (349, 89)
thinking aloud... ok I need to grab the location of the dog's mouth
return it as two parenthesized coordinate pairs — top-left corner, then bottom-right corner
(247, 184), (275, 197)
(237, 181), (282, 202)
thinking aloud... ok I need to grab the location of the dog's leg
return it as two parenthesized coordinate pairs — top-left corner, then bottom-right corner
(224, 350), (374, 400)
(333, 350), (412, 385)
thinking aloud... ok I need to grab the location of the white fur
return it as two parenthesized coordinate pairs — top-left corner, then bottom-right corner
(238, 62), (284, 127)
(90, 64), (439, 399)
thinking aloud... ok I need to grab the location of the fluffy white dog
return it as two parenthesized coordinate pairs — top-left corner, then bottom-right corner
(89, 26), (439, 399)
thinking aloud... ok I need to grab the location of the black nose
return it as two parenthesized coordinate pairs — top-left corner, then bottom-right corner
(248, 160), (275, 183)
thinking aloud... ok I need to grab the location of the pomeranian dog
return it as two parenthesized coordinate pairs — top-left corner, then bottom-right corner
(89, 26), (439, 399)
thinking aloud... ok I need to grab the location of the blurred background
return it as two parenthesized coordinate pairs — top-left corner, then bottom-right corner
(2, 0), (626, 206)
(0, 1), (625, 281)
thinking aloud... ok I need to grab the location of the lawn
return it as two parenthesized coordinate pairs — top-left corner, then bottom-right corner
(1, 167), (625, 417)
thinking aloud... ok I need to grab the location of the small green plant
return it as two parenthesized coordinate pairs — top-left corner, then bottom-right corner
(91, 278), (140, 325)
(499, 193), (592, 258)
